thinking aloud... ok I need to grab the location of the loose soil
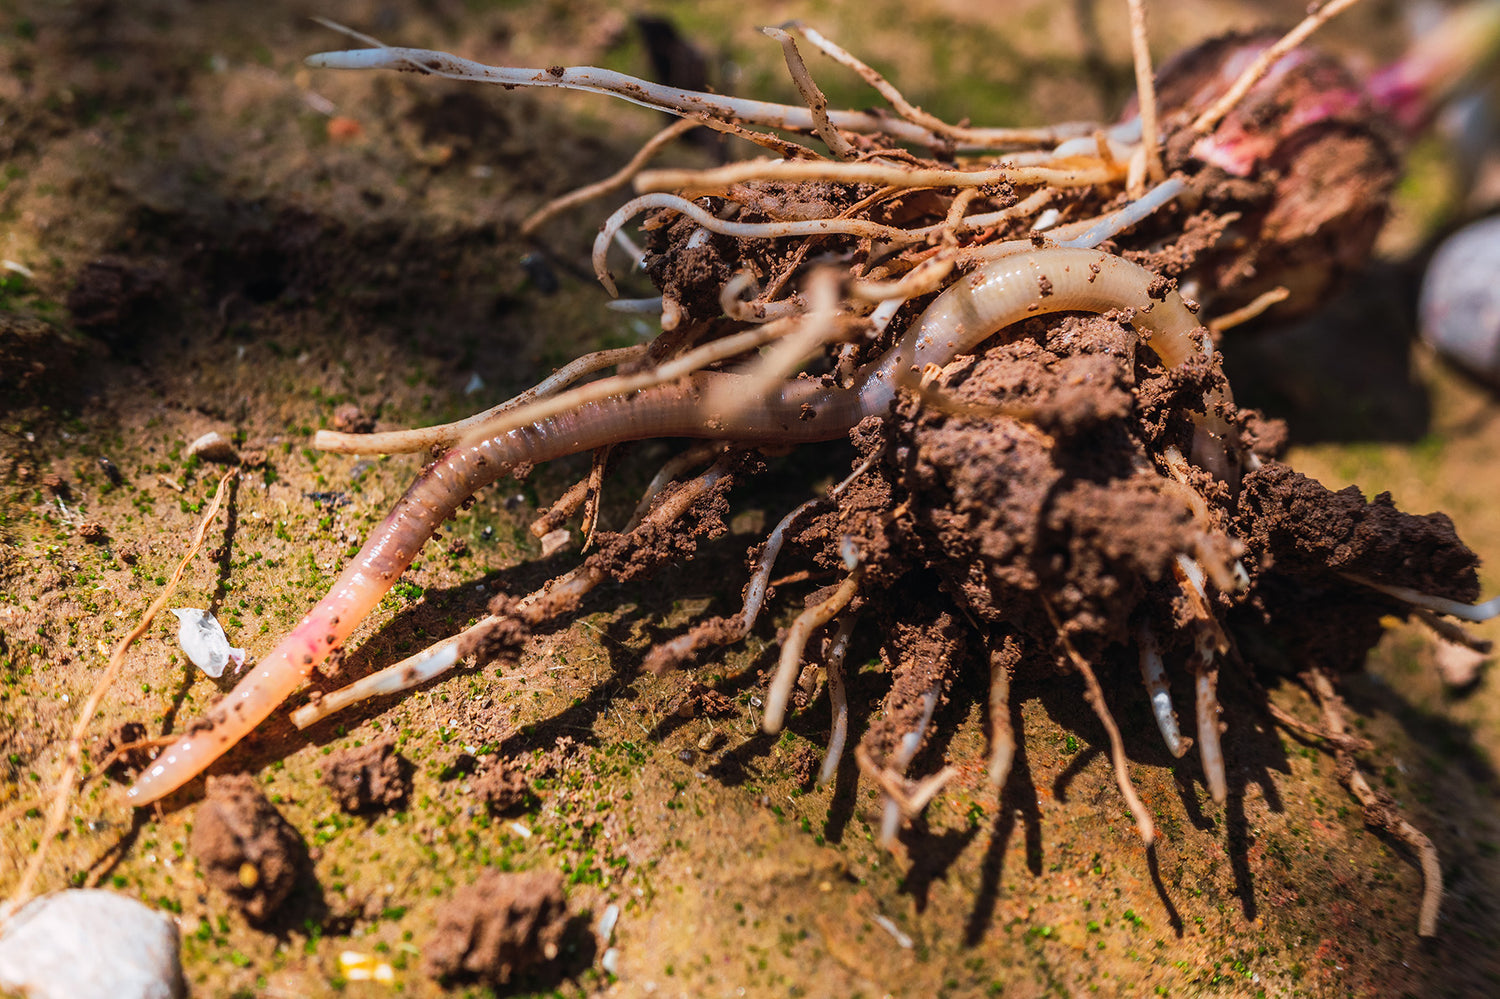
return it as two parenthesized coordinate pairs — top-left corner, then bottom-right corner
(3, 3), (1500, 999)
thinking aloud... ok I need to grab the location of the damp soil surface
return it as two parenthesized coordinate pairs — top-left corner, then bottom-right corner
(3, 3), (1500, 998)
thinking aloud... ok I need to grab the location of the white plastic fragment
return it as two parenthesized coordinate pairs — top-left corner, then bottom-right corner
(871, 913), (914, 949)
(185, 430), (240, 464)
(597, 902), (620, 944)
(171, 608), (246, 678)
(0, 889), (186, 999)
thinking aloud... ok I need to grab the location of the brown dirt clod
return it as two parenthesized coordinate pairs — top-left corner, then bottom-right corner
(423, 869), (570, 986)
(320, 737), (412, 814)
(190, 774), (308, 923)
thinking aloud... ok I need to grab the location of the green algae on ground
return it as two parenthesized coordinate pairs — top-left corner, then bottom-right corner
(3, 2), (1500, 997)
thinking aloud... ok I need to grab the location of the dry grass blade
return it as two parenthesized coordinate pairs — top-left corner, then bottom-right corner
(2, 468), (238, 921)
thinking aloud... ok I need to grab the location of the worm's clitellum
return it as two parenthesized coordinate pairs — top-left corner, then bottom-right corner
(125, 247), (1216, 804)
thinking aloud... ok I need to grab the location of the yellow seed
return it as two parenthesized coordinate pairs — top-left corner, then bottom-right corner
(237, 862), (259, 888)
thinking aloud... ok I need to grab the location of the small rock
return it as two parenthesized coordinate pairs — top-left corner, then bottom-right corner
(77, 521), (107, 542)
(40, 473), (69, 498)
(1433, 638), (1488, 690)
(1421, 214), (1500, 385)
(0, 889), (185, 999)
(331, 403), (375, 435)
(185, 431), (239, 464)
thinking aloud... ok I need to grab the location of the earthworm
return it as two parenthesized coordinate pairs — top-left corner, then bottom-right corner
(126, 247), (1218, 805)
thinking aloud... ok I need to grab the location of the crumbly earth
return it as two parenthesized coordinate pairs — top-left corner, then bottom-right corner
(2, 3), (1500, 999)
(190, 774), (308, 924)
(422, 869), (573, 987)
(321, 736), (412, 814)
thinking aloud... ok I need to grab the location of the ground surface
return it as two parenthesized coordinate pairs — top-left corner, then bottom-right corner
(2, 1), (1500, 997)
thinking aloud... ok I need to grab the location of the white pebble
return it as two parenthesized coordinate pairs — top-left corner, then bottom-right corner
(171, 608), (246, 678)
(1421, 214), (1500, 384)
(0, 890), (185, 999)
(185, 431), (239, 464)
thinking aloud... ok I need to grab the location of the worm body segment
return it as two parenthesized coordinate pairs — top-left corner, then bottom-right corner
(126, 248), (1209, 804)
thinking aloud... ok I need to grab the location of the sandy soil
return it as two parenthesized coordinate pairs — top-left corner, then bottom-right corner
(3, 2), (1499, 997)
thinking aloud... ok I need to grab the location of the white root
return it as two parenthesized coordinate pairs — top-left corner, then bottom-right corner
(1340, 573), (1500, 623)
(1137, 621), (1191, 759)
(877, 685), (944, 845)
(637, 159), (1120, 199)
(817, 613), (858, 787)
(761, 26), (857, 160)
(306, 44), (1096, 153)
(1193, 646), (1228, 805)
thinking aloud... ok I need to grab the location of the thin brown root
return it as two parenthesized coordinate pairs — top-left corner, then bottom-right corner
(1043, 599), (1155, 847)
(579, 445), (610, 551)
(854, 743), (958, 846)
(626, 443), (728, 531)
(1413, 608), (1494, 654)
(764, 564), (865, 733)
(1264, 701), (1373, 754)
(520, 117), (700, 237)
(455, 318), (809, 449)
(986, 639), (1016, 788)
(3, 469), (236, 920)
(788, 23), (1067, 149)
(762, 26), (857, 160)
(1308, 669), (1443, 937)
(1207, 286), (1290, 333)
(1191, 0), (1370, 134)
(1193, 649), (1228, 805)
(1125, 0), (1164, 188)
(531, 474), (592, 539)
(315, 344), (649, 455)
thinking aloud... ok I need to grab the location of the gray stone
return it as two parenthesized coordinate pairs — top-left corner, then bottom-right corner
(0, 890), (185, 999)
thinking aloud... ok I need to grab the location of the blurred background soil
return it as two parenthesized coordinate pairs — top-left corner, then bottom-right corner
(2, 1), (1499, 996)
